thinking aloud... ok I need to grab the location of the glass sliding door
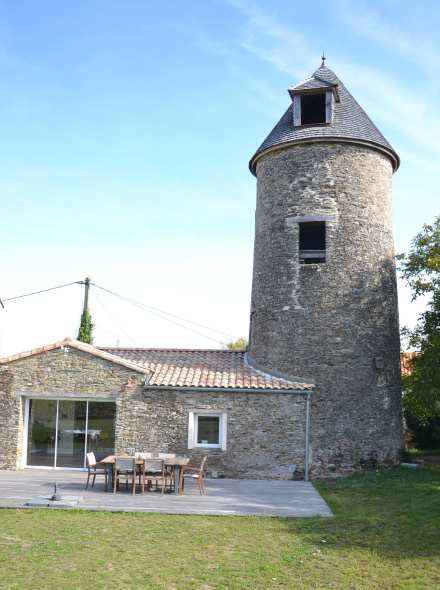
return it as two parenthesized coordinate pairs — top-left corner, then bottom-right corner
(87, 402), (116, 461)
(26, 399), (115, 468)
(27, 399), (58, 467)
(57, 401), (87, 468)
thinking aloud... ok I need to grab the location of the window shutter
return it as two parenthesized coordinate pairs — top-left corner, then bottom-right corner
(221, 413), (227, 451)
(325, 91), (332, 124)
(293, 95), (301, 127)
(187, 412), (195, 449)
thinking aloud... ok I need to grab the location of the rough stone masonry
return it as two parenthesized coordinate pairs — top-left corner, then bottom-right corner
(0, 347), (308, 478)
(248, 142), (402, 475)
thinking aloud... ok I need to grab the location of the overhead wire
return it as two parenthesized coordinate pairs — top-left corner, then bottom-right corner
(93, 290), (140, 347)
(91, 282), (236, 341)
(1, 279), (239, 346)
(3, 281), (83, 302)
(91, 283), (233, 345)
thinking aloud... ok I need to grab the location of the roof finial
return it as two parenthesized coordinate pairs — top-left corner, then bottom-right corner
(321, 51), (326, 67)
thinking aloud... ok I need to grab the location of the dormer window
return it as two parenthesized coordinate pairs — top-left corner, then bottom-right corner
(301, 93), (326, 125)
(293, 91), (332, 127)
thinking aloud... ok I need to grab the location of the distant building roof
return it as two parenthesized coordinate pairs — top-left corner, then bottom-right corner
(101, 347), (314, 391)
(400, 351), (419, 376)
(250, 63), (399, 174)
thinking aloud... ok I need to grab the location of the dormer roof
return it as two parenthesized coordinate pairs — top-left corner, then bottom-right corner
(288, 74), (338, 97)
(250, 63), (399, 175)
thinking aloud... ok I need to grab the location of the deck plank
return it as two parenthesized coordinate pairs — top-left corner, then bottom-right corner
(0, 470), (332, 517)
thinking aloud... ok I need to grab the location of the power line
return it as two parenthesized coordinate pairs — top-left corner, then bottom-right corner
(91, 282), (234, 344)
(3, 281), (83, 302)
(92, 283), (223, 344)
(1, 278), (239, 345)
(93, 290), (140, 346)
(92, 282), (236, 340)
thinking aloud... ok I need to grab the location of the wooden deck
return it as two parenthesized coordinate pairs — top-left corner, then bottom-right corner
(0, 469), (332, 517)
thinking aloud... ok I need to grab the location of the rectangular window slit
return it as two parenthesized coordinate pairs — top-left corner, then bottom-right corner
(299, 221), (326, 264)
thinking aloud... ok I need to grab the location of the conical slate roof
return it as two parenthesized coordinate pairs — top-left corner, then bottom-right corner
(249, 63), (399, 174)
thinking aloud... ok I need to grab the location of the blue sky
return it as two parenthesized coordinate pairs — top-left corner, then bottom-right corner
(1, 0), (439, 354)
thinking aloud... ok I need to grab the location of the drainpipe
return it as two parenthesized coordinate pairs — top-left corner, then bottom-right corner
(304, 391), (311, 482)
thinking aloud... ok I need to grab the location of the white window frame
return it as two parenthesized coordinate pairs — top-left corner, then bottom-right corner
(188, 411), (227, 450)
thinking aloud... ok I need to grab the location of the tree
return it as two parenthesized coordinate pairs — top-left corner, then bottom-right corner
(224, 337), (248, 351)
(77, 276), (94, 344)
(77, 309), (94, 344)
(398, 216), (440, 448)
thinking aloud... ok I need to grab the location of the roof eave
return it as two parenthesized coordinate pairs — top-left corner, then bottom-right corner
(249, 136), (400, 176)
(288, 84), (337, 101)
(0, 338), (152, 376)
(143, 384), (313, 394)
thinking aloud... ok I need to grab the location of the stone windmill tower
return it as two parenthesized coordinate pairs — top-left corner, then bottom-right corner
(248, 60), (402, 475)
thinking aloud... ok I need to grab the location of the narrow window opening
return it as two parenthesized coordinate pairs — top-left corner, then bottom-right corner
(299, 221), (326, 264)
(300, 93), (326, 125)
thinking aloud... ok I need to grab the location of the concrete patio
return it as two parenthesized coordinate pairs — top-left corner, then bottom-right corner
(0, 470), (332, 517)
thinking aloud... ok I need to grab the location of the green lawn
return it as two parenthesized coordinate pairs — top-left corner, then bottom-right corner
(1, 467), (439, 590)
(408, 447), (440, 459)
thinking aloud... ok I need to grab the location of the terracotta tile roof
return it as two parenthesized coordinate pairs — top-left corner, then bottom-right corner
(401, 352), (419, 376)
(100, 347), (314, 391)
(0, 338), (151, 376)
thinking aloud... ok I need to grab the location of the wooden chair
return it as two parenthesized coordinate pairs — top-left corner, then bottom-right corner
(85, 452), (107, 490)
(113, 457), (136, 494)
(158, 453), (176, 459)
(158, 454), (176, 484)
(180, 456), (207, 495)
(141, 459), (173, 494)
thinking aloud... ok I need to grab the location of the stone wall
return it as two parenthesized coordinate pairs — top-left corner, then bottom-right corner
(0, 347), (308, 478)
(249, 142), (403, 476)
(0, 370), (22, 469)
(0, 347), (144, 470)
(117, 386), (307, 479)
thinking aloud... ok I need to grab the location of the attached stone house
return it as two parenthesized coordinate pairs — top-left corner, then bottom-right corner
(0, 339), (313, 478)
(0, 61), (403, 479)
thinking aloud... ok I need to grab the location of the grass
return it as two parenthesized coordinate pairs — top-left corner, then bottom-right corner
(408, 447), (440, 459)
(1, 467), (440, 589)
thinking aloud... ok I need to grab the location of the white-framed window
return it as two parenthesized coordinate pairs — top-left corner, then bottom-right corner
(188, 411), (227, 450)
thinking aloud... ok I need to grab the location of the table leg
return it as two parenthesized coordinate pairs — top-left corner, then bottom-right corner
(174, 465), (180, 495)
(106, 464), (113, 492)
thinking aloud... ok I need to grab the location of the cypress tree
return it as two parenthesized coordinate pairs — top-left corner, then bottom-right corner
(78, 308), (94, 344)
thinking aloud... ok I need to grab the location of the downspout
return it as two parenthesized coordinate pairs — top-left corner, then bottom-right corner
(304, 391), (311, 482)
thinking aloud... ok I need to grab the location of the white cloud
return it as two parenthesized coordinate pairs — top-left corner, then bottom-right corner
(226, 0), (317, 78)
(226, 0), (440, 159)
(336, 1), (440, 72)
(224, 0), (436, 335)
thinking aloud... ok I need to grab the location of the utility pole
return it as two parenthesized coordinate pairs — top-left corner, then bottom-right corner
(77, 276), (93, 344)
(83, 276), (91, 314)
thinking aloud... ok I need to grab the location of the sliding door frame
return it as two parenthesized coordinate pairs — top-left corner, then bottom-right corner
(22, 395), (116, 470)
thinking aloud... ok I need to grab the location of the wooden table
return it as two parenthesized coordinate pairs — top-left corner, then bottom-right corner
(100, 455), (189, 494)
